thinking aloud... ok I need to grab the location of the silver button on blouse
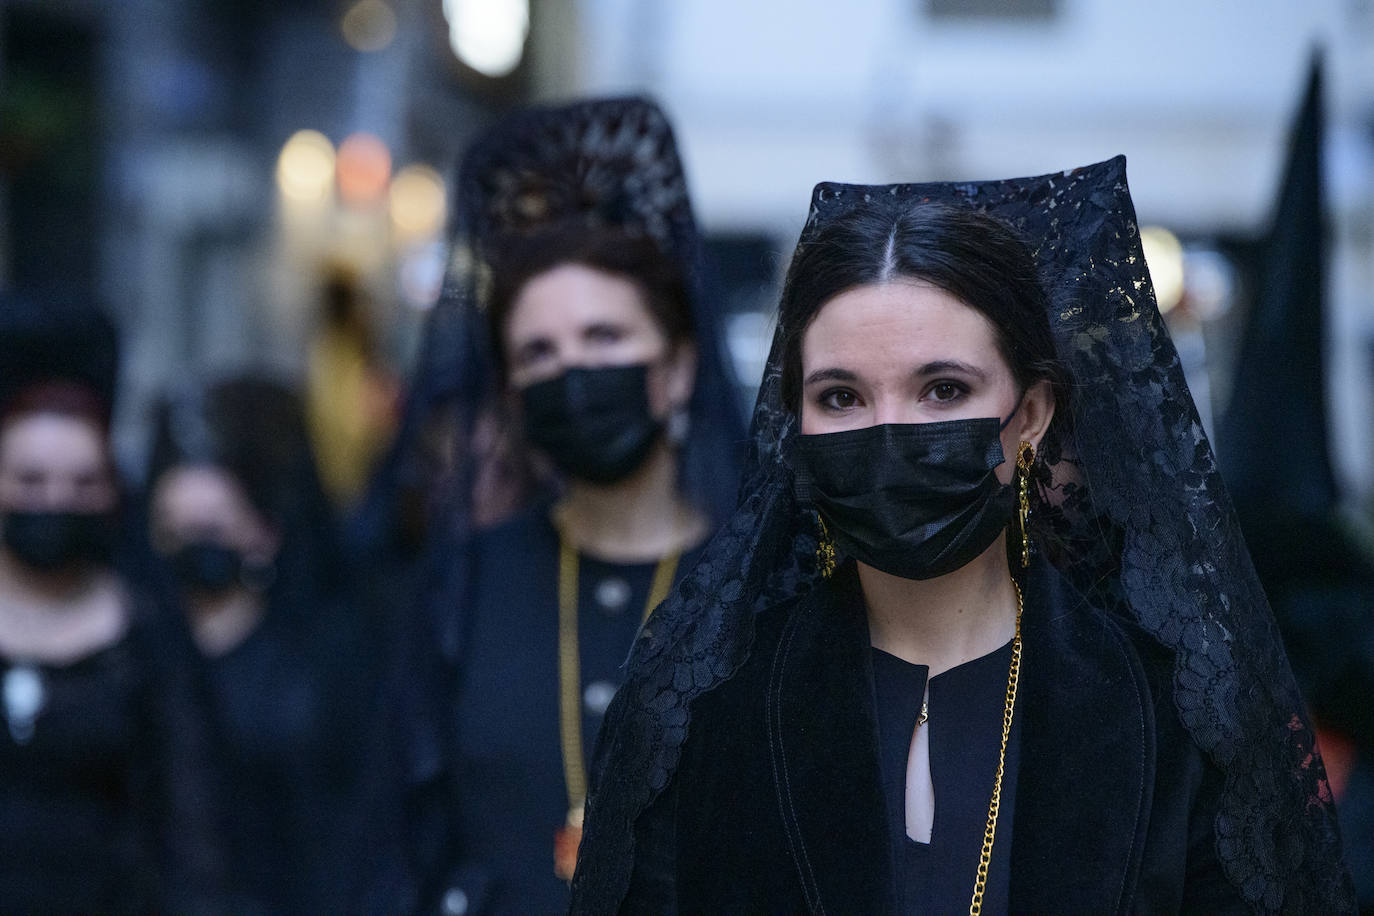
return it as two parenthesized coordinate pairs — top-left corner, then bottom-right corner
(4, 665), (45, 744)
(594, 577), (632, 615)
(583, 680), (617, 717)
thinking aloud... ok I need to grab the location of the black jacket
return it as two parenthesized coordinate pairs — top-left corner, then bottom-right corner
(614, 560), (1247, 914)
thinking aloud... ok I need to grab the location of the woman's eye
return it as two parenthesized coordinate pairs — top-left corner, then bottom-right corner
(585, 325), (624, 345)
(819, 388), (860, 411)
(15, 470), (46, 488)
(514, 340), (554, 368)
(927, 382), (966, 403)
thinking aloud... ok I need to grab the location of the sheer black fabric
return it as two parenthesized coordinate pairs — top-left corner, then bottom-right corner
(572, 157), (1354, 912)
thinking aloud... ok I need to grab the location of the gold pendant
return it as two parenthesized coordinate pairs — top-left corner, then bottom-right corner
(554, 808), (583, 881)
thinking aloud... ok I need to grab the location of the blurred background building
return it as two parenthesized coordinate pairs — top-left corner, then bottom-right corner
(2, 0), (1373, 509)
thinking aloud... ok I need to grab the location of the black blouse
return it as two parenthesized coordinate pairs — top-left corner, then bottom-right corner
(870, 641), (1020, 914)
(0, 604), (223, 913)
(445, 505), (704, 915)
(202, 599), (375, 914)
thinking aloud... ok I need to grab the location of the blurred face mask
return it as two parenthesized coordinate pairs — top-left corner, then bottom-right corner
(169, 541), (245, 595)
(1, 510), (114, 572)
(792, 414), (1018, 581)
(521, 364), (663, 485)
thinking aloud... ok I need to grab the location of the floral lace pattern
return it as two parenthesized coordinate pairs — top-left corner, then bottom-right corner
(572, 157), (1353, 913)
(457, 97), (699, 279)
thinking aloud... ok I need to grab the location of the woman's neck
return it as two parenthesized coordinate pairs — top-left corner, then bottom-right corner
(555, 441), (706, 563)
(0, 550), (128, 664)
(0, 548), (101, 606)
(859, 534), (1017, 676)
(186, 589), (266, 658)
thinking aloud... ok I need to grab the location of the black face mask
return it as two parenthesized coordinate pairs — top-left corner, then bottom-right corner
(522, 364), (663, 485)
(169, 542), (245, 595)
(1, 510), (114, 572)
(793, 416), (1017, 580)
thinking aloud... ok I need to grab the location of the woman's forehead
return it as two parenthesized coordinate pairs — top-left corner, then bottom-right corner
(801, 282), (1003, 371)
(0, 412), (106, 468)
(505, 263), (653, 337)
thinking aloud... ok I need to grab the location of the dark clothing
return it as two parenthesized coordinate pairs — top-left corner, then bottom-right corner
(0, 601), (223, 913)
(202, 601), (375, 914)
(439, 505), (703, 915)
(617, 560), (1244, 914)
(871, 640), (1020, 914)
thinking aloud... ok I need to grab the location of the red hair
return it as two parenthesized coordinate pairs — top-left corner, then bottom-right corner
(0, 380), (111, 435)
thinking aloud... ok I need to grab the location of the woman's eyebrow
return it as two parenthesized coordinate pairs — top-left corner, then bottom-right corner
(514, 335), (554, 358)
(802, 367), (858, 386)
(913, 359), (987, 380)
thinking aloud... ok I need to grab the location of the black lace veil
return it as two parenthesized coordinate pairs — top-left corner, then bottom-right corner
(350, 97), (744, 565)
(573, 156), (1353, 912)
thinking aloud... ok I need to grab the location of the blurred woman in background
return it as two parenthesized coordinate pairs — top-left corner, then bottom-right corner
(0, 290), (225, 913)
(386, 97), (745, 914)
(145, 375), (378, 914)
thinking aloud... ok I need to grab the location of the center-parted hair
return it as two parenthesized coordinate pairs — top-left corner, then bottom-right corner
(778, 203), (1070, 423)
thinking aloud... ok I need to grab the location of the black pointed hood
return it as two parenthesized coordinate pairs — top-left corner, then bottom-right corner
(1220, 53), (1333, 514)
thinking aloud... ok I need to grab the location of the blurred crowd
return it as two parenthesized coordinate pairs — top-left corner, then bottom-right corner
(0, 286), (407, 912)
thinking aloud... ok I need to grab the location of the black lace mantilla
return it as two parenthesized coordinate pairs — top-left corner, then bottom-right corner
(454, 96), (699, 279)
(572, 156), (1354, 912)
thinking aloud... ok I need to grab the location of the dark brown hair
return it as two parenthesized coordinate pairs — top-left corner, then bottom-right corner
(484, 223), (695, 380)
(778, 203), (1070, 422)
(1, 380), (110, 435)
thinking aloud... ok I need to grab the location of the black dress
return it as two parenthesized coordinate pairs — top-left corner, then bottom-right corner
(441, 504), (704, 915)
(0, 602), (224, 913)
(201, 600), (375, 914)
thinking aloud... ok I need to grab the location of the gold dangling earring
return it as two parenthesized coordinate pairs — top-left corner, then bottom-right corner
(816, 513), (836, 579)
(1016, 441), (1034, 569)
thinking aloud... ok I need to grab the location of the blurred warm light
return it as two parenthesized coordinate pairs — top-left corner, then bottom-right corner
(336, 133), (392, 206)
(277, 130), (336, 202)
(341, 0), (398, 53)
(443, 0), (529, 78)
(1140, 225), (1184, 315)
(389, 164), (447, 239)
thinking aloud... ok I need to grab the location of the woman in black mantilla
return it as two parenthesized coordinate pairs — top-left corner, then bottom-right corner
(0, 291), (226, 912)
(571, 159), (1355, 913)
(392, 98), (744, 913)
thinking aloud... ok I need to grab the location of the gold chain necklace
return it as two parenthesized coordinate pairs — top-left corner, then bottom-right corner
(966, 576), (1024, 916)
(554, 532), (680, 880)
